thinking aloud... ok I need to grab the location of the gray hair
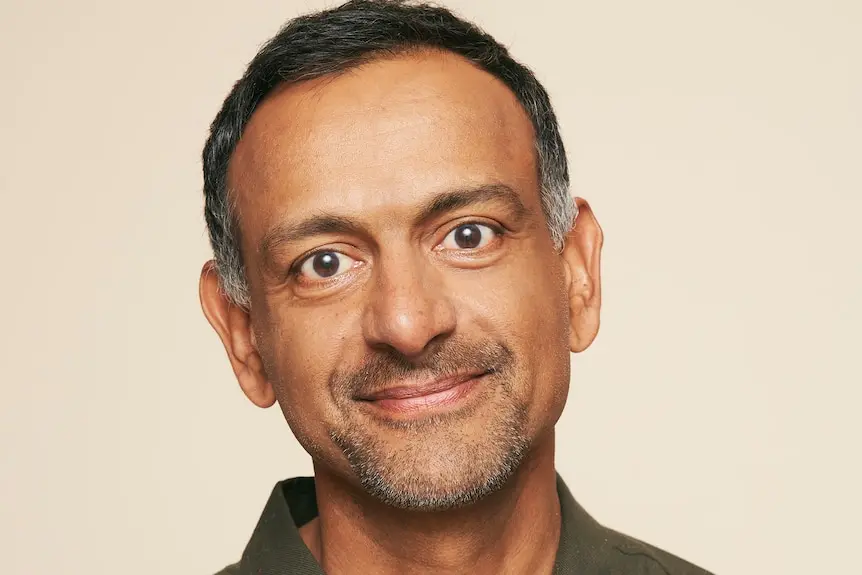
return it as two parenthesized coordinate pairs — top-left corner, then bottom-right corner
(202, 0), (576, 308)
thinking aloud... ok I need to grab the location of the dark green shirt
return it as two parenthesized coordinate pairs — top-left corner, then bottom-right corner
(216, 474), (714, 574)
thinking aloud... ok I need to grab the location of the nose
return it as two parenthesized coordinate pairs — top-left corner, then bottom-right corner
(361, 252), (457, 359)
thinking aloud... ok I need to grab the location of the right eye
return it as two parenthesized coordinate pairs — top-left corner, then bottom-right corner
(297, 251), (358, 281)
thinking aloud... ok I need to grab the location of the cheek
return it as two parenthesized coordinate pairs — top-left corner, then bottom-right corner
(457, 250), (570, 363)
(477, 249), (569, 340)
(462, 252), (571, 415)
(261, 308), (357, 446)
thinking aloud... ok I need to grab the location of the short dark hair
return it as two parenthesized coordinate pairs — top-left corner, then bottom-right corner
(202, 0), (574, 307)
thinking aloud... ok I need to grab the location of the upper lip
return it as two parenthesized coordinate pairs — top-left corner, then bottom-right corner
(357, 371), (487, 401)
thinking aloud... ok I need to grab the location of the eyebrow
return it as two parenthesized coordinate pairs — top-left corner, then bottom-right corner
(259, 215), (365, 260)
(413, 183), (529, 227)
(258, 183), (531, 259)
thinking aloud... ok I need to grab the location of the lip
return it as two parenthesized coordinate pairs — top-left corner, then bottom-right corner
(358, 371), (483, 401)
(356, 371), (489, 415)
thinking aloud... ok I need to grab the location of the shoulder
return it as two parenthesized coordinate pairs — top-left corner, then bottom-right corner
(555, 474), (714, 574)
(602, 527), (716, 575)
(212, 563), (240, 575)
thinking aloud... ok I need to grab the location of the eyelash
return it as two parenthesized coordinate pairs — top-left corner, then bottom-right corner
(463, 221), (506, 240)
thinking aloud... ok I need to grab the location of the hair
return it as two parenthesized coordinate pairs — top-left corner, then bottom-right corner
(202, 0), (576, 308)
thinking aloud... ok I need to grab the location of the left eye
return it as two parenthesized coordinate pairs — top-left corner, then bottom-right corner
(441, 223), (498, 250)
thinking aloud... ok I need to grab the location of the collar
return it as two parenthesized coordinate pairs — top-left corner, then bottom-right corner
(235, 473), (612, 575)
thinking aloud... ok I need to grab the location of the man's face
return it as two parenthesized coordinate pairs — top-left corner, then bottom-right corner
(225, 51), (578, 509)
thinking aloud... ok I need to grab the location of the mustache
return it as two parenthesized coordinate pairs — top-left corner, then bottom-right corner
(330, 339), (515, 399)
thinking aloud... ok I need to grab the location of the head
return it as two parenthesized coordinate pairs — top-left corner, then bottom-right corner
(200, 0), (603, 511)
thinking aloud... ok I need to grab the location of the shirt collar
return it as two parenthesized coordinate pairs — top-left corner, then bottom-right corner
(238, 473), (604, 575)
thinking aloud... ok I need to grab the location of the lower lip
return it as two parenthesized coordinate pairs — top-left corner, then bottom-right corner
(365, 376), (484, 415)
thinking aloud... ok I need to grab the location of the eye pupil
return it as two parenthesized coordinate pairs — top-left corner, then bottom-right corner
(312, 252), (340, 277)
(454, 224), (482, 249)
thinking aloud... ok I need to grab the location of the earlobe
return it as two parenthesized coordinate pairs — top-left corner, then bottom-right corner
(562, 198), (603, 353)
(199, 262), (276, 408)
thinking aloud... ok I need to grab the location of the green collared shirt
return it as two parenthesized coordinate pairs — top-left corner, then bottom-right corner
(216, 474), (714, 574)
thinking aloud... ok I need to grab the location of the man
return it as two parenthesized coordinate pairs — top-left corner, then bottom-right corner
(199, 1), (714, 573)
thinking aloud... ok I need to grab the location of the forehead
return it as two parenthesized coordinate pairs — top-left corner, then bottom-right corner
(229, 50), (539, 239)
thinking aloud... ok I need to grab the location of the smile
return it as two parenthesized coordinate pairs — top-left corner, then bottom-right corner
(356, 370), (490, 416)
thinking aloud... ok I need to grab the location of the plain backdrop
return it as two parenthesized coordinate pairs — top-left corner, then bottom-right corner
(1, 0), (860, 574)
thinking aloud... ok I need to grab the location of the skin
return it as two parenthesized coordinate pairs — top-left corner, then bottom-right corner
(200, 50), (603, 575)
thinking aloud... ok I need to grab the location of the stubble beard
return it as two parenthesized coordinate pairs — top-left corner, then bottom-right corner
(329, 343), (533, 511)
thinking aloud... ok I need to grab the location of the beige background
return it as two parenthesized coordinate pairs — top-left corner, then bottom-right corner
(1, 0), (860, 573)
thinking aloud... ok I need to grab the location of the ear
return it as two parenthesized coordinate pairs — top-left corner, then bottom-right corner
(199, 261), (275, 408)
(561, 198), (603, 353)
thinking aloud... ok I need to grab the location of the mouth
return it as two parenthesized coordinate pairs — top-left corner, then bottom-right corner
(355, 369), (492, 416)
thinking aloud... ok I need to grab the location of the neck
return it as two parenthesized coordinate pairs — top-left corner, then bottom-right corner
(301, 431), (560, 575)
